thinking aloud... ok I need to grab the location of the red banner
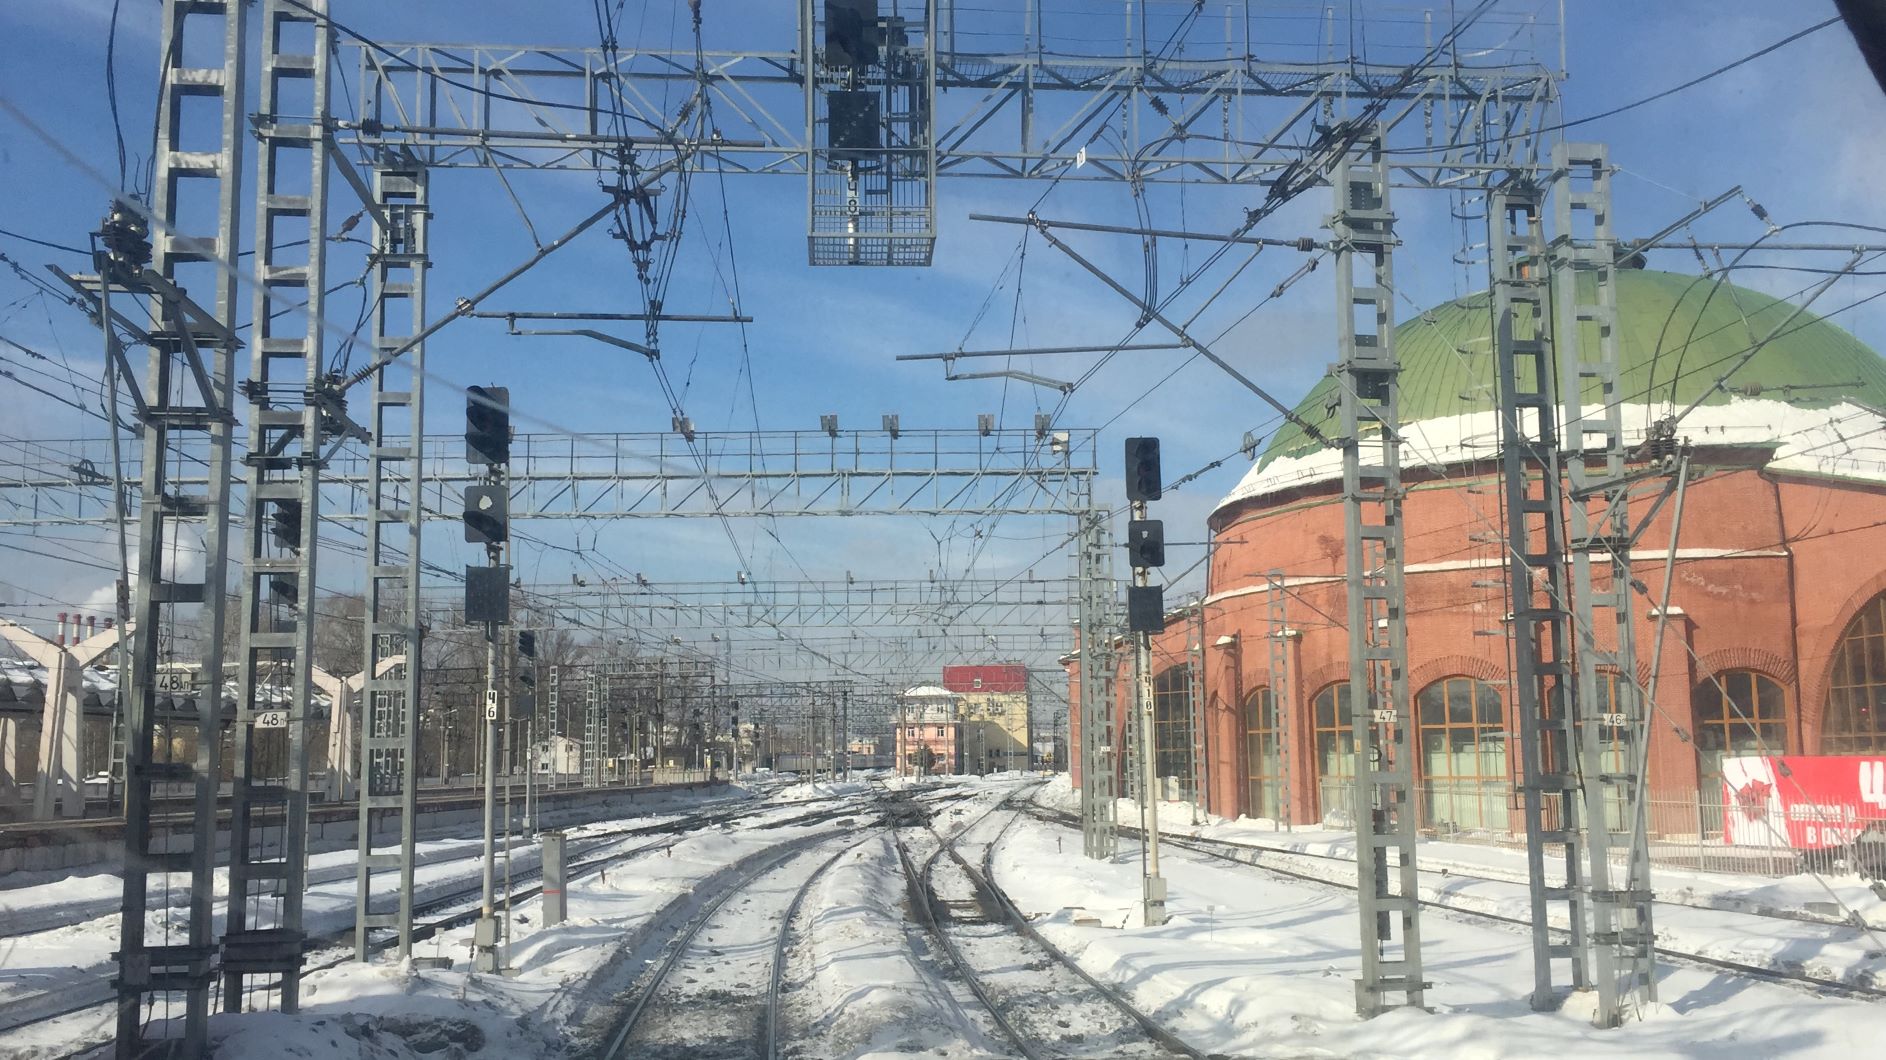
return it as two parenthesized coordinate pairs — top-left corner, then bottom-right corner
(1721, 755), (1886, 849)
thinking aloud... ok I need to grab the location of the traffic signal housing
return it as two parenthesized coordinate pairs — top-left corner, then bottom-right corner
(1125, 436), (1161, 502)
(1126, 519), (1165, 569)
(466, 385), (511, 466)
(825, 0), (879, 69)
(1127, 584), (1165, 634)
(463, 484), (508, 544)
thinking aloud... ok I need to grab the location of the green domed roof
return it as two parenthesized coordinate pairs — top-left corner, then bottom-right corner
(1261, 269), (1886, 466)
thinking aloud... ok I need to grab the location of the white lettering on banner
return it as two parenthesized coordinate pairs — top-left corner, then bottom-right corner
(1862, 760), (1886, 810)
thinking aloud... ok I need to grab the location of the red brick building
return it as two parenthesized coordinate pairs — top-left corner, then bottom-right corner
(1071, 269), (1886, 830)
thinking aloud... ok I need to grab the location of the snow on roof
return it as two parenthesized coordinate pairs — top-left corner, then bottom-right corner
(1215, 398), (1886, 514)
(900, 684), (957, 700)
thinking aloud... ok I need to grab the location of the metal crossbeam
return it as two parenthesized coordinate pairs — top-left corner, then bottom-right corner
(1489, 176), (1590, 1008)
(0, 429), (1097, 524)
(470, 578), (1076, 630)
(1332, 131), (1425, 1016)
(223, 1), (334, 1013)
(338, 30), (1554, 186)
(1551, 143), (1657, 1025)
(355, 151), (430, 961)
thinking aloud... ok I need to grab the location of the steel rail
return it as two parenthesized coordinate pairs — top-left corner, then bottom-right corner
(600, 831), (872, 1059)
(5, 796), (873, 1044)
(893, 828), (1045, 1060)
(948, 794), (1204, 1060)
(764, 840), (870, 1059)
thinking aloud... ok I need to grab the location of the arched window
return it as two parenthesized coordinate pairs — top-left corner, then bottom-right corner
(1695, 670), (1788, 780)
(1312, 683), (1354, 821)
(1152, 665), (1194, 801)
(1244, 687), (1282, 820)
(1825, 595), (1886, 754)
(1415, 676), (1507, 832)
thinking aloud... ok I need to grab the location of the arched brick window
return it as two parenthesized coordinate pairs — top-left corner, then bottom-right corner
(1415, 676), (1507, 832)
(1152, 665), (1194, 801)
(1825, 596), (1886, 753)
(1695, 670), (1789, 777)
(1311, 682), (1354, 820)
(1244, 687), (1282, 820)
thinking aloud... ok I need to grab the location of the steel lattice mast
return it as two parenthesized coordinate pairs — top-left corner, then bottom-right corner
(1551, 143), (1658, 1025)
(88, 1), (249, 1053)
(1331, 129), (1426, 1016)
(355, 150), (431, 959)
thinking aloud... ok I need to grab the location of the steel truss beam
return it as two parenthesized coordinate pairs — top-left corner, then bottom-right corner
(223, 1), (345, 1013)
(475, 578), (1076, 630)
(338, 33), (1553, 186)
(355, 151), (430, 961)
(0, 429), (1097, 524)
(1550, 143), (1656, 1025)
(98, 2), (247, 1054)
(1332, 130), (1425, 1016)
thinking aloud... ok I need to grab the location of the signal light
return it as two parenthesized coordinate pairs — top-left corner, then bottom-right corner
(463, 484), (508, 544)
(1125, 437), (1161, 502)
(517, 630), (536, 658)
(825, 0), (879, 69)
(466, 385), (511, 466)
(1126, 519), (1165, 569)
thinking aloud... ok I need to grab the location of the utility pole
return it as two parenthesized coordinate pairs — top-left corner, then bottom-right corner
(518, 631), (537, 836)
(463, 385), (511, 975)
(1124, 437), (1168, 927)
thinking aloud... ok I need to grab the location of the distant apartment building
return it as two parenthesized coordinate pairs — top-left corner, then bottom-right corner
(895, 685), (961, 776)
(944, 664), (1032, 773)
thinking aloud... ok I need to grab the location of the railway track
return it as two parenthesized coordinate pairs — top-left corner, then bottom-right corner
(0, 792), (882, 1053)
(597, 832), (869, 1060)
(1021, 799), (1886, 1003)
(893, 787), (1204, 1060)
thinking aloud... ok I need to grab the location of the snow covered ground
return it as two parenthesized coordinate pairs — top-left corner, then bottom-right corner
(7, 774), (1885, 1058)
(1006, 777), (1886, 1057)
(1033, 777), (1886, 991)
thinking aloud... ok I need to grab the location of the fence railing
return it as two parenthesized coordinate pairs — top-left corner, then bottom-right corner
(1300, 780), (1843, 878)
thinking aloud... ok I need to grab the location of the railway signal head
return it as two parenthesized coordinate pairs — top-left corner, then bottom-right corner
(1125, 436), (1161, 502)
(466, 385), (511, 466)
(1126, 518), (1166, 569)
(463, 484), (508, 544)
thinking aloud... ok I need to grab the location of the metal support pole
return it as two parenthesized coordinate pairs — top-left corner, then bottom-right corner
(1333, 130), (1425, 1016)
(112, 3), (245, 1052)
(542, 831), (567, 925)
(1132, 500), (1167, 927)
(1266, 570), (1292, 828)
(355, 151), (429, 961)
(475, 533), (502, 972)
(1552, 143), (1656, 1026)
(1077, 480), (1118, 859)
(1490, 172), (1590, 1010)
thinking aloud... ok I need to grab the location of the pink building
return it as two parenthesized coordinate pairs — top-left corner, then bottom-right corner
(895, 685), (962, 776)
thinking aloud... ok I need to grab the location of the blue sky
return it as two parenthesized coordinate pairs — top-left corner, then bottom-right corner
(2, 2), (1884, 680)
